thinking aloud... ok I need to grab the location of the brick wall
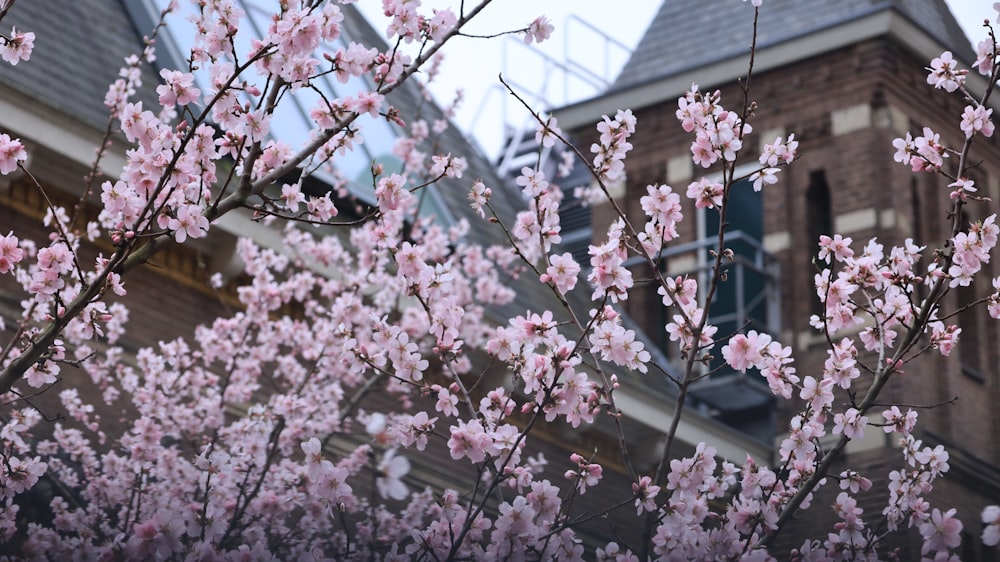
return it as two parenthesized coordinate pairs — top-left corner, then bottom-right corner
(570, 35), (1000, 555)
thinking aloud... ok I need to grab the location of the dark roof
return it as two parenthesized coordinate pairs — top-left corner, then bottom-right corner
(0, 0), (521, 242)
(0, 0), (162, 130)
(612, 0), (976, 92)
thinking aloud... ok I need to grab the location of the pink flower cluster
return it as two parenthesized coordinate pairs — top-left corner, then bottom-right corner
(512, 167), (563, 262)
(2, 1), (1000, 559)
(892, 126), (948, 172)
(677, 84), (750, 168)
(0, 25), (33, 65)
(590, 109), (635, 182)
(0, 132), (26, 174)
(926, 51), (966, 92)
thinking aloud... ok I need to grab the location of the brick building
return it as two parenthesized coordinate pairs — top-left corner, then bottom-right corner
(0, 0), (779, 554)
(558, 0), (1000, 556)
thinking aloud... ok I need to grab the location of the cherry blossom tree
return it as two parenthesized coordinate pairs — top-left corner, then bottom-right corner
(0, 0), (999, 559)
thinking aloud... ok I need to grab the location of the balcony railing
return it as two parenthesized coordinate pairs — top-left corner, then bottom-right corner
(625, 230), (781, 336)
(625, 230), (781, 434)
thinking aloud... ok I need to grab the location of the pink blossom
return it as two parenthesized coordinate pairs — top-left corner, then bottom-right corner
(960, 104), (994, 138)
(468, 180), (492, 218)
(597, 542), (639, 562)
(759, 134), (797, 166)
(838, 470), (872, 494)
(750, 167), (779, 191)
(817, 234), (854, 263)
(640, 183), (683, 231)
(242, 109), (270, 142)
(665, 308), (717, 354)
(919, 508), (962, 554)
(516, 166), (548, 198)
(721, 330), (771, 372)
(975, 37), (998, 76)
(0, 232), (23, 273)
(906, 126), (948, 172)
(376, 448), (410, 500)
(589, 319), (650, 373)
(486, 326), (521, 362)
(125, 511), (184, 560)
(1, 455), (46, 494)
(928, 321), (960, 357)
(0, 1), (996, 558)
(564, 453), (603, 494)
(523, 16), (553, 45)
(892, 132), (913, 164)
(588, 238), (632, 302)
(926, 51), (966, 92)
(832, 408), (867, 440)
(395, 241), (427, 281)
(535, 115), (561, 148)
(0, 133), (27, 174)
(448, 419), (488, 463)
(914, 443), (950, 476)
(686, 177), (723, 209)
(279, 182), (306, 213)
(0, 27), (34, 65)
(157, 69), (201, 107)
(591, 110), (634, 182)
(429, 153), (465, 178)
(983, 505), (1000, 546)
(799, 375), (834, 411)
(426, 8), (457, 42)
(632, 476), (660, 515)
(882, 406), (918, 434)
(542, 252), (580, 294)
(167, 204), (209, 243)
(496, 496), (536, 537)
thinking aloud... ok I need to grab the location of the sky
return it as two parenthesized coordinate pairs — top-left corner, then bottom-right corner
(358, 1), (992, 159)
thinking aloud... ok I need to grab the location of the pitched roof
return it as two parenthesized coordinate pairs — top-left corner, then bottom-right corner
(612, 0), (976, 93)
(0, 0), (162, 131)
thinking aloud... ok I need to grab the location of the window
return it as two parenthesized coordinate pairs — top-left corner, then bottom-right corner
(699, 177), (769, 344)
(957, 211), (985, 382)
(909, 176), (923, 243)
(806, 170), (832, 316)
(693, 177), (775, 431)
(142, 0), (454, 225)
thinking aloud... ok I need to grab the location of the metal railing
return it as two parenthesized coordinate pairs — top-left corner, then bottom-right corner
(624, 230), (782, 337)
(467, 14), (633, 173)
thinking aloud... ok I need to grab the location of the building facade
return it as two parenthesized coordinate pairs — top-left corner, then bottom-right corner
(559, 0), (1000, 557)
(0, 0), (780, 556)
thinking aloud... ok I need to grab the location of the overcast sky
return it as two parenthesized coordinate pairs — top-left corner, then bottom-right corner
(359, 1), (994, 158)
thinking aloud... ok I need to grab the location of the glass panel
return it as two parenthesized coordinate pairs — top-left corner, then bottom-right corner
(146, 0), (450, 224)
(702, 179), (767, 335)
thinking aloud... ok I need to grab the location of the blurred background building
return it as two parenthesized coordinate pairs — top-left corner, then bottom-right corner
(557, 0), (1000, 557)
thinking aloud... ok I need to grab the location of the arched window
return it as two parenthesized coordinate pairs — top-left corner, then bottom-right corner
(806, 170), (832, 316)
(909, 176), (923, 243)
(956, 281), (984, 382)
(956, 210), (985, 382)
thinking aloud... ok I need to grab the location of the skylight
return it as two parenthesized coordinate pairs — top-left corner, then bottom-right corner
(136, 0), (453, 222)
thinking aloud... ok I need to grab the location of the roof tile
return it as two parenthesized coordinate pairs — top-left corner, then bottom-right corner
(0, 0), (161, 130)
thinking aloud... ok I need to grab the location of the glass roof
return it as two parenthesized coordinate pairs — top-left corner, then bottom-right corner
(145, 0), (451, 221)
